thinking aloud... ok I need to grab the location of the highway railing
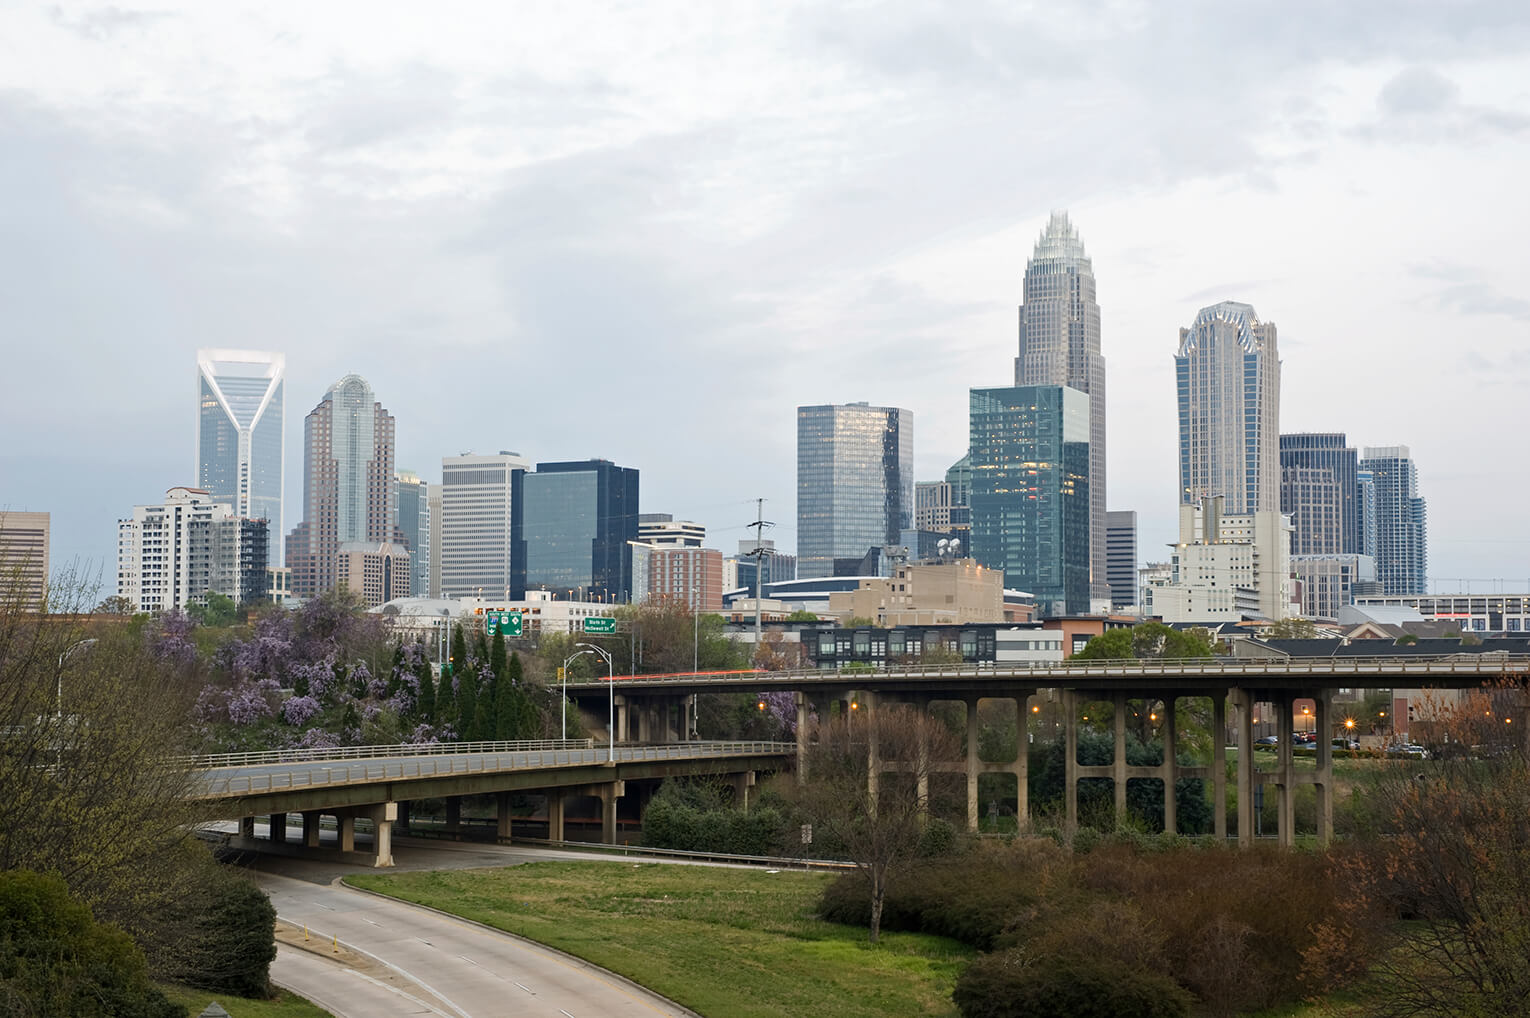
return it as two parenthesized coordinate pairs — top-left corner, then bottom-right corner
(183, 738), (594, 770)
(562, 655), (1530, 687)
(195, 741), (795, 800)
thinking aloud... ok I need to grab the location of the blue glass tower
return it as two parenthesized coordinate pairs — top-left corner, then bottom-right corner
(514, 459), (639, 601)
(796, 403), (913, 579)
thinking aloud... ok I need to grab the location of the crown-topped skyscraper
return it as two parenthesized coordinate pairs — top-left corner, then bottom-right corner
(1014, 212), (1106, 602)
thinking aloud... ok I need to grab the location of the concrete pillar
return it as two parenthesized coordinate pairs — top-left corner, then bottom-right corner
(302, 811), (321, 849)
(1161, 696), (1177, 836)
(1064, 689), (1079, 834)
(338, 814), (356, 853)
(496, 790), (513, 842)
(965, 697), (980, 832)
(396, 800), (411, 834)
(1015, 692), (1031, 834)
(364, 802), (396, 867)
(547, 791), (566, 841)
(240, 815), (256, 840)
(616, 698), (630, 743)
(1276, 694), (1295, 848)
(599, 780), (626, 845)
(796, 692), (810, 785)
(1235, 688), (1253, 846)
(913, 696), (930, 819)
(1113, 693), (1128, 826)
(732, 771), (755, 812)
(864, 690), (879, 816)
(444, 796), (462, 839)
(270, 813), (288, 844)
(1315, 690), (1333, 845)
(1212, 691), (1228, 841)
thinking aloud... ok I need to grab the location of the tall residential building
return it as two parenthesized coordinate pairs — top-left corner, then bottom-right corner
(195, 350), (284, 557)
(515, 459), (639, 602)
(426, 483), (443, 598)
(1360, 446), (1428, 595)
(394, 470), (431, 598)
(1279, 433), (1359, 555)
(1104, 510), (1138, 611)
(796, 402), (912, 579)
(117, 488), (268, 613)
(1176, 301), (1281, 514)
(0, 511), (50, 608)
(968, 385), (1091, 617)
(1292, 553), (1378, 621)
(286, 374), (400, 601)
(439, 452), (530, 599)
(637, 545), (724, 612)
(1356, 468), (1378, 561)
(1014, 211), (1107, 600)
(915, 481), (970, 538)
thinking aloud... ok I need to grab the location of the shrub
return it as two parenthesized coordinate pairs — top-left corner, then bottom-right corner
(953, 946), (1193, 1018)
(145, 859), (276, 998)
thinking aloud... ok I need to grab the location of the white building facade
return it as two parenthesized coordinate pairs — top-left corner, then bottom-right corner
(1147, 497), (1296, 624)
(439, 451), (530, 599)
(118, 487), (269, 613)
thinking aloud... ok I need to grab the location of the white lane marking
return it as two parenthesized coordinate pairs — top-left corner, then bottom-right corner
(416, 937), (434, 946)
(273, 915), (472, 1018)
(363, 918), (382, 927)
(514, 981), (534, 993)
(339, 966), (458, 1017)
(559, 1010), (576, 1018)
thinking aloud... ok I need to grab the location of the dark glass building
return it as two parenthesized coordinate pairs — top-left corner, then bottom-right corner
(969, 385), (1090, 616)
(1279, 433), (1359, 555)
(796, 402), (913, 579)
(513, 459), (639, 601)
(1359, 446), (1428, 596)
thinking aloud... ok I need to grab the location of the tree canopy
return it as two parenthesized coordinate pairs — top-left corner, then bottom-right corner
(1073, 622), (1215, 661)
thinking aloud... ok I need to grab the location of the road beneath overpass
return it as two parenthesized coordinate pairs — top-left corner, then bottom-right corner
(256, 846), (699, 1018)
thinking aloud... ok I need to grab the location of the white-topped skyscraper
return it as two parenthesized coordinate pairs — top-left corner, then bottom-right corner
(196, 349), (284, 556)
(1014, 212), (1107, 602)
(1176, 301), (1281, 514)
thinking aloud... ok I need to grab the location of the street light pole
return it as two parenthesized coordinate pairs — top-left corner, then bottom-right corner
(56, 639), (97, 719)
(577, 642), (615, 763)
(560, 648), (588, 741)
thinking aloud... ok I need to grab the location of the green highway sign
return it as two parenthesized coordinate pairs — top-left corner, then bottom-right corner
(583, 616), (618, 634)
(485, 611), (523, 637)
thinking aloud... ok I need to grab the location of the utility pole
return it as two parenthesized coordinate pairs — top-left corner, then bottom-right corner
(746, 497), (775, 662)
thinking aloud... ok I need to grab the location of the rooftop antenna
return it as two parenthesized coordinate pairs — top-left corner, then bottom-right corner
(745, 497), (775, 659)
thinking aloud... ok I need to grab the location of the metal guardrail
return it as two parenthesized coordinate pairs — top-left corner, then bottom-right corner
(195, 741), (795, 799)
(562, 655), (1530, 687)
(183, 738), (594, 769)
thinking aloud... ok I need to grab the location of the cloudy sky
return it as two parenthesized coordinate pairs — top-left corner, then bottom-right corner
(2, 1), (1527, 594)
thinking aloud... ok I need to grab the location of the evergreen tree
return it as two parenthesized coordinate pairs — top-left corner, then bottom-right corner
(416, 666), (436, 725)
(497, 651), (531, 740)
(457, 666), (479, 742)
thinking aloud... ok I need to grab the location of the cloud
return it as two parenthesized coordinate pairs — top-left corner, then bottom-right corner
(1410, 262), (1530, 322)
(49, 5), (172, 41)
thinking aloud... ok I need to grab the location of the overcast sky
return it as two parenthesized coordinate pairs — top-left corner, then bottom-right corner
(3, 1), (1528, 595)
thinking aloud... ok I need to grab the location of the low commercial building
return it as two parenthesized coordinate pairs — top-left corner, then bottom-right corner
(827, 558), (1004, 626)
(802, 623), (1063, 669)
(0, 510), (49, 608)
(1146, 497), (1296, 624)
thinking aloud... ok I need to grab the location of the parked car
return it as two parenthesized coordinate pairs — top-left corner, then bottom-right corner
(1332, 737), (1361, 751)
(1293, 732), (1317, 745)
(1254, 735), (1279, 746)
(1398, 743), (1430, 759)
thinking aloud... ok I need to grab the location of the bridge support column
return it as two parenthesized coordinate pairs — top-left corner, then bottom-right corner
(615, 696), (630, 744)
(1212, 690), (1228, 841)
(965, 697), (979, 832)
(1161, 697), (1177, 836)
(269, 813), (288, 845)
(910, 695), (930, 820)
(396, 800), (411, 834)
(864, 691), (879, 814)
(496, 791), (513, 842)
(1234, 688), (1254, 846)
(302, 811), (321, 849)
(796, 693), (810, 784)
(240, 816), (255, 840)
(1113, 693), (1128, 826)
(444, 796), (461, 839)
(1015, 692), (1031, 834)
(599, 780), (626, 845)
(1276, 694), (1295, 848)
(1315, 690), (1333, 845)
(733, 771), (755, 812)
(363, 803), (396, 867)
(1064, 690), (1079, 834)
(338, 814), (355, 853)
(547, 792), (565, 841)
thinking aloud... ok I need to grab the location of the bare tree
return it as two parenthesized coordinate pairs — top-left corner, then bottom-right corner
(792, 701), (961, 943)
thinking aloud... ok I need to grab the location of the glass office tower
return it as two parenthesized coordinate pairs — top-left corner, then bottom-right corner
(969, 385), (1091, 616)
(514, 459), (639, 601)
(1360, 446), (1428, 595)
(1279, 433), (1359, 555)
(1014, 211), (1107, 600)
(196, 349), (284, 554)
(796, 402), (913, 579)
(1176, 302), (1280, 514)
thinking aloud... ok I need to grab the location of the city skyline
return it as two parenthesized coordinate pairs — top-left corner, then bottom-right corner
(2, 3), (1526, 594)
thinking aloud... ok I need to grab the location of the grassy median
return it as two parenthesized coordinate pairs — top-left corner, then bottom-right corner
(159, 983), (333, 1018)
(349, 862), (971, 1018)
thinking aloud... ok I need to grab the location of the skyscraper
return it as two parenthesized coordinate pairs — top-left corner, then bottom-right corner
(1360, 446), (1428, 595)
(1015, 212), (1106, 601)
(195, 349), (284, 556)
(439, 452), (530, 599)
(1104, 510), (1138, 611)
(514, 460), (639, 601)
(286, 374), (402, 601)
(117, 488), (268, 613)
(0, 511), (49, 609)
(969, 385), (1090, 617)
(796, 402), (912, 579)
(394, 470), (431, 598)
(1279, 433), (1359, 555)
(1176, 301), (1281, 514)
